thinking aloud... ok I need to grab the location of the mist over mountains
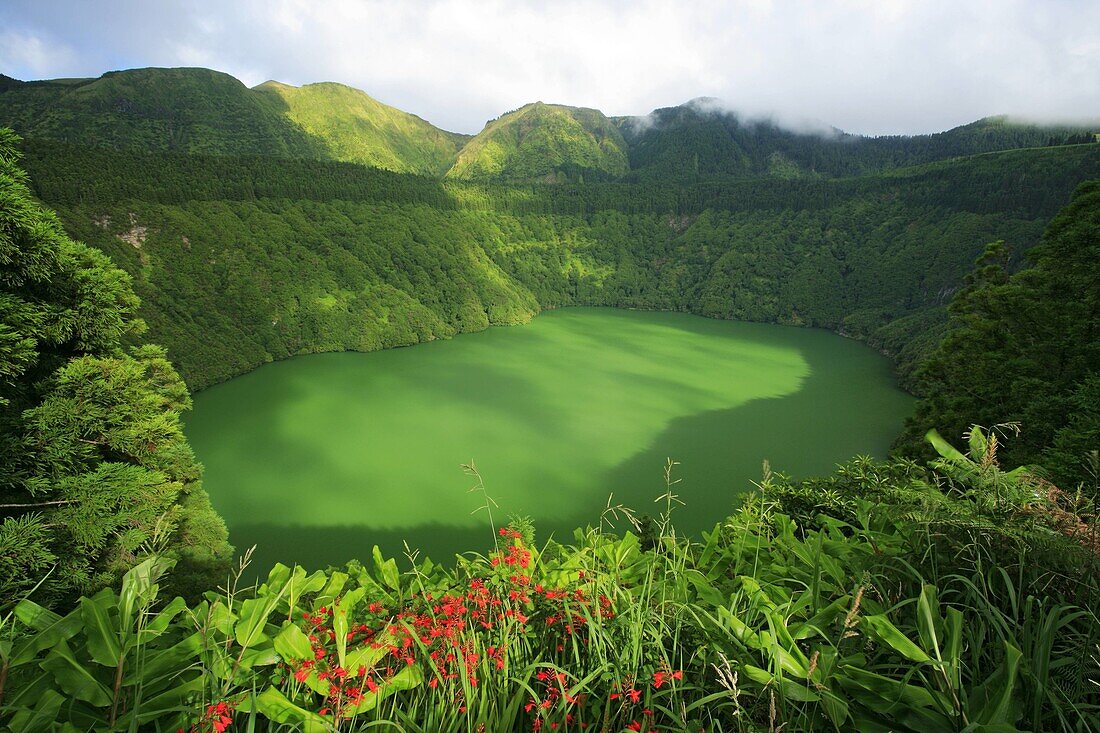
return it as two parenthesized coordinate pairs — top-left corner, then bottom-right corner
(2, 66), (1096, 184)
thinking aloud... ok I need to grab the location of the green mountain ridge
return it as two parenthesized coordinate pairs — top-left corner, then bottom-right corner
(0, 67), (468, 175)
(446, 101), (630, 182)
(4, 66), (1095, 185)
(252, 79), (469, 175)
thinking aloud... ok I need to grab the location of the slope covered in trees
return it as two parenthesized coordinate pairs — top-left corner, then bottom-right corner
(252, 80), (468, 175)
(0, 130), (231, 606)
(5, 66), (1094, 186)
(618, 100), (1099, 181)
(0, 68), (466, 175)
(20, 137), (1099, 391)
(898, 180), (1100, 493)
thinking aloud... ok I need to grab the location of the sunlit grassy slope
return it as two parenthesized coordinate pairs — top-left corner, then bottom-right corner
(253, 80), (468, 174)
(446, 102), (630, 182)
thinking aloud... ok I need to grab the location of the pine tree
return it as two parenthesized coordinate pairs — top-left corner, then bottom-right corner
(0, 128), (231, 605)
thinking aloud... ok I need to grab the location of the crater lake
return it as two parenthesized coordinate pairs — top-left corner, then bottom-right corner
(185, 308), (913, 571)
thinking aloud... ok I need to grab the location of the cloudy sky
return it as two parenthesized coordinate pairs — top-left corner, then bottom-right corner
(1, 0), (1097, 135)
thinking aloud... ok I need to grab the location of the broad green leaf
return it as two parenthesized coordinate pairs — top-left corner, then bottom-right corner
(119, 556), (171, 629)
(333, 587), (365, 669)
(347, 665), (423, 715)
(10, 603), (82, 666)
(372, 545), (401, 591)
(234, 597), (273, 649)
(80, 594), (122, 667)
(40, 640), (112, 706)
(926, 429), (968, 464)
(345, 644), (389, 675)
(741, 664), (820, 702)
(6, 688), (65, 733)
(133, 675), (205, 724)
(14, 601), (62, 631)
(971, 642), (1023, 725)
(140, 595), (188, 639)
(255, 686), (332, 732)
(916, 584), (944, 659)
(840, 666), (946, 710)
(274, 622), (314, 661)
(317, 572), (348, 604)
(862, 614), (933, 664)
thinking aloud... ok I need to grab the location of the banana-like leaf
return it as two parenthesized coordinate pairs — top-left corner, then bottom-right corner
(926, 429), (968, 464)
(741, 664), (820, 702)
(118, 556), (172, 630)
(80, 594), (122, 667)
(862, 614), (933, 664)
(274, 622), (314, 661)
(970, 642), (1023, 725)
(40, 640), (112, 706)
(345, 644), (389, 676)
(234, 597), (273, 649)
(132, 675), (205, 724)
(6, 688), (65, 733)
(372, 545), (401, 592)
(140, 595), (188, 640)
(333, 587), (365, 669)
(346, 664), (423, 715)
(10, 602), (82, 666)
(255, 686), (332, 732)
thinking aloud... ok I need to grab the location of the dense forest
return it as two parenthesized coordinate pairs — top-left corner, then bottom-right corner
(0, 63), (1098, 731)
(18, 138), (1100, 397)
(0, 130), (231, 609)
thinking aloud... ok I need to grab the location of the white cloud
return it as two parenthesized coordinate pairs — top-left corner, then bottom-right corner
(0, 29), (78, 78)
(1, 0), (1097, 135)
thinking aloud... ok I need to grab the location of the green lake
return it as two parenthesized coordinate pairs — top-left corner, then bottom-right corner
(186, 308), (913, 571)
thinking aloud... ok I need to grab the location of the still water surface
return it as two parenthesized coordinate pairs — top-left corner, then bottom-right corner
(186, 308), (913, 570)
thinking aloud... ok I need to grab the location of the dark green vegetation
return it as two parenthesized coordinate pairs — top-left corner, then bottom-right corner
(0, 68), (468, 175)
(0, 131), (231, 608)
(898, 181), (1100, 491)
(1, 64), (1099, 731)
(3, 68), (1095, 183)
(184, 309), (912, 572)
(1, 428), (1097, 731)
(17, 138), (1100, 395)
(618, 101), (1099, 181)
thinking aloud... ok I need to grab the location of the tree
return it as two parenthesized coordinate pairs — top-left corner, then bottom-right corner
(0, 128), (231, 605)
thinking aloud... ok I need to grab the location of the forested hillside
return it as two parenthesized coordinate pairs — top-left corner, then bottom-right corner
(4, 67), (1095, 185)
(897, 180), (1100, 490)
(618, 101), (1098, 181)
(0, 131), (230, 607)
(0, 68), (466, 175)
(19, 137), (1100, 392)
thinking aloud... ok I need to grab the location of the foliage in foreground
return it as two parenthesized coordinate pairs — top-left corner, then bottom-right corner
(2, 428), (1097, 732)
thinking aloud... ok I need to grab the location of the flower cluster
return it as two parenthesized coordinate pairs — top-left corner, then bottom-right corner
(178, 700), (235, 733)
(607, 670), (685, 732)
(525, 669), (589, 731)
(294, 605), (398, 720)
